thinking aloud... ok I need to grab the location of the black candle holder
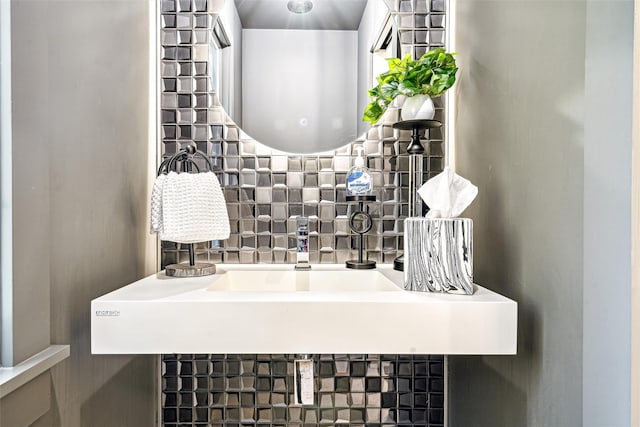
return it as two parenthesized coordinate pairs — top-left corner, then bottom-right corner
(345, 194), (377, 270)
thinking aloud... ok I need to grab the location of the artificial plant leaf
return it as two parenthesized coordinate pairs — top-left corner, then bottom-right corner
(363, 102), (384, 124)
(365, 48), (457, 123)
(380, 81), (399, 99)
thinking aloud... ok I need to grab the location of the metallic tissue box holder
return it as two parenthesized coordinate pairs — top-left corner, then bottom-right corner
(404, 218), (474, 295)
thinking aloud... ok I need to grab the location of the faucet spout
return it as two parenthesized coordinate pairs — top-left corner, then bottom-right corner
(295, 216), (311, 270)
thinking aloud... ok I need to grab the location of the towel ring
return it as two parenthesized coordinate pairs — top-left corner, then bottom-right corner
(157, 145), (214, 176)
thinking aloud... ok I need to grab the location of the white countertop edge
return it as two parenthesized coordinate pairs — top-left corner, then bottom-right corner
(94, 264), (514, 304)
(0, 344), (70, 398)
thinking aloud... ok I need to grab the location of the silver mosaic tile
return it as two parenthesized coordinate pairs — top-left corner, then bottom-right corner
(159, 3), (448, 422)
(163, 354), (444, 426)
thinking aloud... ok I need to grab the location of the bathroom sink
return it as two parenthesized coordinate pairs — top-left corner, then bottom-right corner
(208, 269), (400, 292)
(91, 264), (517, 355)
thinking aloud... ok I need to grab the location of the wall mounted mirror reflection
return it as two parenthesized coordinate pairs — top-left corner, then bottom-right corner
(212, 0), (397, 154)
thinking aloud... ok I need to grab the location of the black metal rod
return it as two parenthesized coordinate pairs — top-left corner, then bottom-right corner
(188, 245), (195, 266)
(358, 201), (364, 263)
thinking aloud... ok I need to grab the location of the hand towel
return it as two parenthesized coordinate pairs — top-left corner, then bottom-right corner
(160, 171), (230, 243)
(150, 174), (166, 233)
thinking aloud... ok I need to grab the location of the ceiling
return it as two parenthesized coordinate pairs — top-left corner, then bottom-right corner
(234, 0), (369, 31)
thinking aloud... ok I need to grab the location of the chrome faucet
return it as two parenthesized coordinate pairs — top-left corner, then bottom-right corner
(295, 216), (311, 270)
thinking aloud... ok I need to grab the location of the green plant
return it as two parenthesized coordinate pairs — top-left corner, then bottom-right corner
(363, 48), (458, 124)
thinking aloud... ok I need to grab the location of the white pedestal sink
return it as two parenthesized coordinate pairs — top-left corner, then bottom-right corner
(208, 270), (400, 292)
(91, 264), (517, 355)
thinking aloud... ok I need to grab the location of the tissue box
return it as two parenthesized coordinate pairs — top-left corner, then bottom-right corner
(404, 218), (474, 295)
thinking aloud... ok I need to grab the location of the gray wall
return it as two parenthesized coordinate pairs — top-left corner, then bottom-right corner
(8, 0), (51, 367)
(2, 5), (53, 425)
(583, 1), (633, 425)
(7, 0), (156, 425)
(449, 0), (633, 425)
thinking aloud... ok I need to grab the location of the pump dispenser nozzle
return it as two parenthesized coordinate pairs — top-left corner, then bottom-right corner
(354, 146), (365, 167)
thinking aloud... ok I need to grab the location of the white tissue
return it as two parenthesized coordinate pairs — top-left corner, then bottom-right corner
(418, 167), (478, 218)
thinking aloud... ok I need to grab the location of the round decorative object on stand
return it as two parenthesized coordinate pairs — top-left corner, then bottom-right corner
(401, 95), (435, 121)
(392, 119), (443, 271)
(345, 194), (377, 270)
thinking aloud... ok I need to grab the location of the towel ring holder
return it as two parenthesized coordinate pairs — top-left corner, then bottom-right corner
(158, 145), (219, 278)
(157, 145), (214, 177)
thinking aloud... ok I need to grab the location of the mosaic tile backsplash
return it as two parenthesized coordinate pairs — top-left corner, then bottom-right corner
(162, 354), (445, 427)
(159, 0), (447, 426)
(159, 0), (447, 266)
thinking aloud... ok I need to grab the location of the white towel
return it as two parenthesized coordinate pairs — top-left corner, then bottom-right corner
(150, 174), (166, 233)
(155, 171), (230, 243)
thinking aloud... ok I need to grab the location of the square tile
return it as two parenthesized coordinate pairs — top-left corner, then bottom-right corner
(287, 172), (303, 187)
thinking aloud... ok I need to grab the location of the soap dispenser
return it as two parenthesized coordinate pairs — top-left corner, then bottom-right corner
(346, 146), (372, 196)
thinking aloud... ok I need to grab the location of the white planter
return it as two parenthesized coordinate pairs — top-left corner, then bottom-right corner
(401, 94), (435, 121)
(393, 94), (407, 108)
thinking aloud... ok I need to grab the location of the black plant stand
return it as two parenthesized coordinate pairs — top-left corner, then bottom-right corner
(345, 194), (377, 269)
(392, 119), (442, 271)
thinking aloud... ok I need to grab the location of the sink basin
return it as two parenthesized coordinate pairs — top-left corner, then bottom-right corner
(91, 264), (518, 355)
(208, 270), (400, 292)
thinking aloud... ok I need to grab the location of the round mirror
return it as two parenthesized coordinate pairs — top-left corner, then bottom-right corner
(213, 0), (396, 154)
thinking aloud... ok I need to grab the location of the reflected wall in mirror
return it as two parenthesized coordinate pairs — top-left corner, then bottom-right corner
(213, 0), (397, 153)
